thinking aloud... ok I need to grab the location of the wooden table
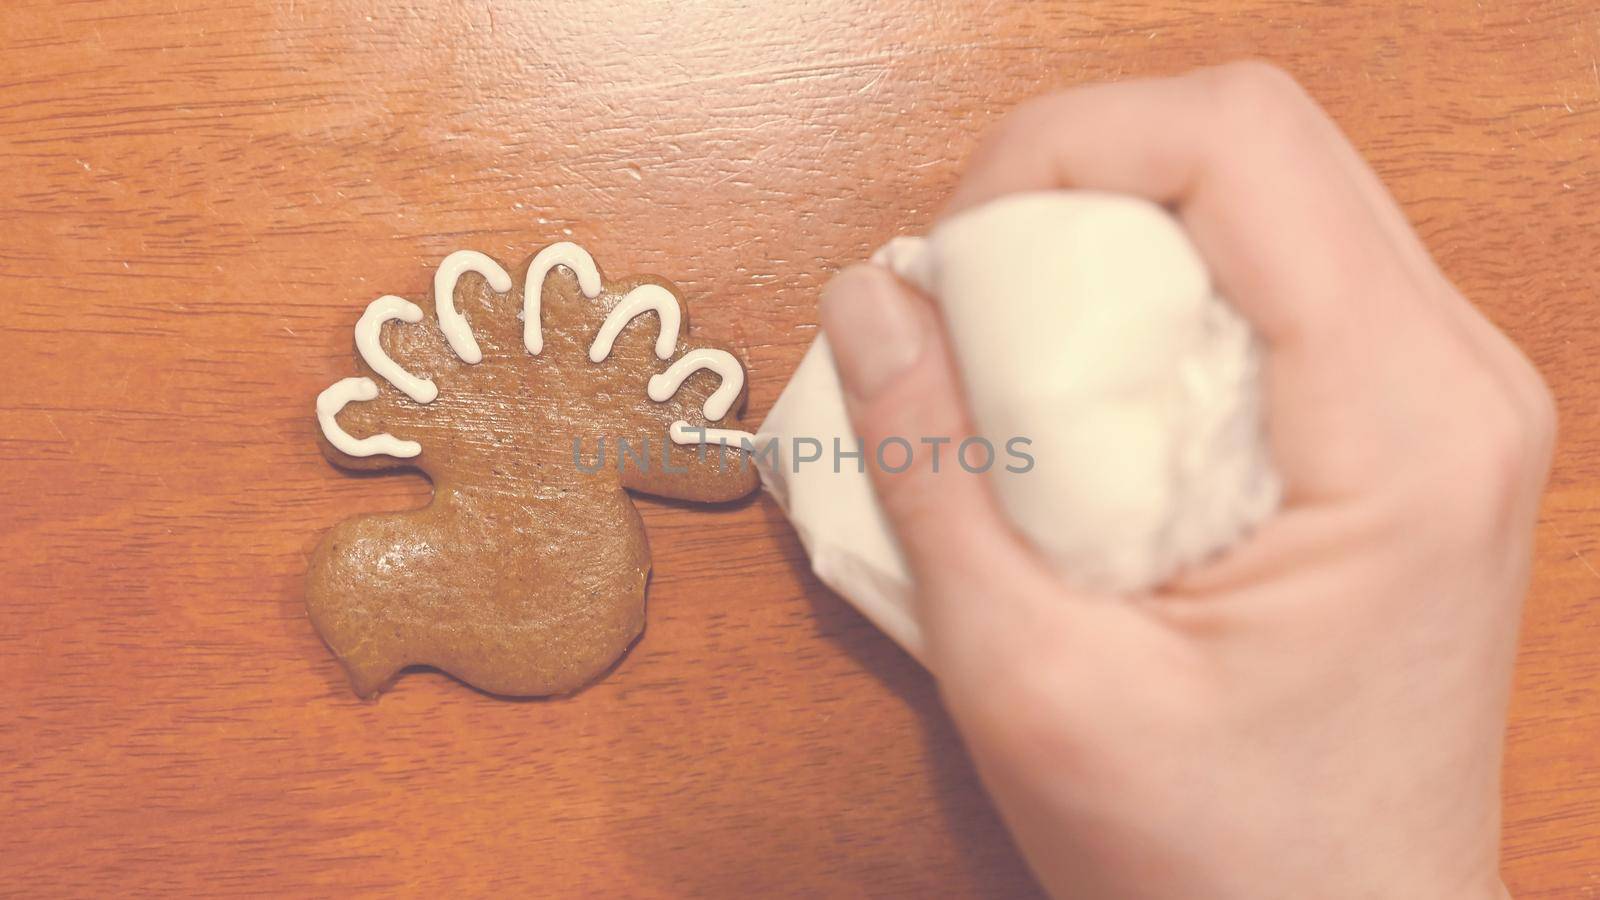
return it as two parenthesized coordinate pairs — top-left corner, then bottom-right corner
(3, 2), (1596, 896)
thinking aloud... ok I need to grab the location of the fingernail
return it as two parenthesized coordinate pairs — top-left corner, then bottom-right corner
(820, 264), (926, 402)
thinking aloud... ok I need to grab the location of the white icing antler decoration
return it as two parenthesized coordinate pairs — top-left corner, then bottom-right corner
(435, 250), (513, 365)
(317, 377), (422, 458)
(588, 279), (753, 447)
(647, 348), (756, 446)
(317, 294), (433, 458)
(589, 283), (681, 362)
(525, 242), (602, 356)
(356, 295), (437, 403)
(320, 249), (508, 460)
(317, 243), (755, 459)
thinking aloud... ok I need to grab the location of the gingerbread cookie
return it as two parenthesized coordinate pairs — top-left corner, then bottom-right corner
(309, 244), (759, 697)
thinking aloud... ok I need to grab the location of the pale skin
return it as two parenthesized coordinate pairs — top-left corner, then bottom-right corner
(819, 62), (1555, 899)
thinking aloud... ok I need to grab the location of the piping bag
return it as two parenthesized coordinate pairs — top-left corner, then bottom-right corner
(753, 190), (1281, 660)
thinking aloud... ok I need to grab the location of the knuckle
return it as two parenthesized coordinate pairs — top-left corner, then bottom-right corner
(974, 94), (1058, 162)
(1206, 59), (1308, 112)
(1512, 354), (1559, 466)
(875, 465), (941, 524)
(1461, 346), (1559, 492)
(1447, 285), (1559, 474)
(1426, 379), (1535, 533)
(1530, 376), (1559, 464)
(1204, 61), (1319, 150)
(1472, 393), (1529, 487)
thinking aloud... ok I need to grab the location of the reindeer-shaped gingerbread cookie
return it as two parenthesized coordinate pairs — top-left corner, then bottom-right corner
(309, 244), (758, 697)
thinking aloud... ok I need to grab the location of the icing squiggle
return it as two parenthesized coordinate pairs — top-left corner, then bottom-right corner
(669, 422), (758, 447)
(356, 295), (437, 404)
(435, 250), (513, 365)
(323, 244), (755, 456)
(589, 283), (681, 362)
(525, 242), (603, 356)
(316, 377), (421, 458)
(647, 348), (755, 446)
(648, 348), (743, 418)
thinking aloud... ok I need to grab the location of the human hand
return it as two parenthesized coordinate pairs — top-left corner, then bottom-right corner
(819, 62), (1553, 899)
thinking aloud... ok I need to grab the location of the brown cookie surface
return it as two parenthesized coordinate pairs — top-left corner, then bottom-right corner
(308, 248), (758, 697)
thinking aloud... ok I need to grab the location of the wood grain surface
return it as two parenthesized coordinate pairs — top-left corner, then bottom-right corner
(3, 1), (1597, 896)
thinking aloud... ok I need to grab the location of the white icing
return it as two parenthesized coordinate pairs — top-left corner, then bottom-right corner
(589, 283), (681, 363)
(330, 245), (752, 457)
(669, 422), (757, 447)
(648, 347), (744, 419)
(525, 241), (603, 356)
(434, 250), (512, 365)
(356, 295), (437, 404)
(647, 348), (747, 448)
(316, 377), (421, 459)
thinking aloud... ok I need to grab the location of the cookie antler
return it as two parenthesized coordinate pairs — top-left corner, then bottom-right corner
(356, 295), (437, 403)
(314, 293), (438, 459)
(316, 243), (758, 460)
(434, 250), (512, 365)
(315, 376), (421, 458)
(589, 283), (681, 362)
(648, 348), (756, 446)
(525, 242), (602, 356)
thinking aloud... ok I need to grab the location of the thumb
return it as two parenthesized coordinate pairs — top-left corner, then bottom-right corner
(818, 263), (1062, 649)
